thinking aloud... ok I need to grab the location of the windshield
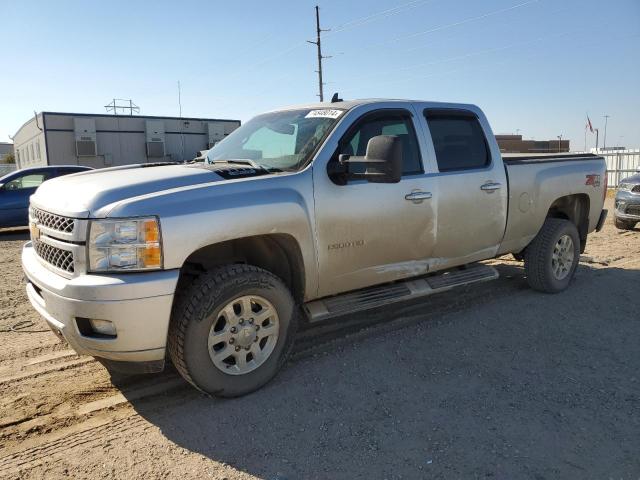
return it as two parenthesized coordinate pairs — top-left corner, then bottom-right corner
(206, 108), (344, 171)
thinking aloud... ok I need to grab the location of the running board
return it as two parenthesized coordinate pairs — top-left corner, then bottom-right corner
(304, 263), (499, 323)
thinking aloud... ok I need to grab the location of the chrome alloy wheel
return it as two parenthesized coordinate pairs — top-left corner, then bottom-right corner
(207, 295), (280, 375)
(551, 234), (575, 281)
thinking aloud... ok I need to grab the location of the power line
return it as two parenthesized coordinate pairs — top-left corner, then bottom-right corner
(339, 32), (639, 93)
(365, 0), (540, 49)
(344, 29), (573, 83)
(326, 0), (434, 37)
(221, 0), (436, 83)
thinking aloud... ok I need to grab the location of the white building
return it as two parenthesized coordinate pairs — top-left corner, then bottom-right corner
(13, 112), (240, 169)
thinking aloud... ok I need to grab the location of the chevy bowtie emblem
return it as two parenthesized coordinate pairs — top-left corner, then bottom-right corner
(29, 222), (40, 240)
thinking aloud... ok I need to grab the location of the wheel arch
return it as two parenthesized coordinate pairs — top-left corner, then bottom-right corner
(178, 233), (306, 304)
(546, 193), (590, 252)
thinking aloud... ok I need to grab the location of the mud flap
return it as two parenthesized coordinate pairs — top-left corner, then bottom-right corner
(596, 209), (608, 232)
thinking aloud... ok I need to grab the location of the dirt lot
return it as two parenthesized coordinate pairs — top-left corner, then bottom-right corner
(1, 198), (638, 479)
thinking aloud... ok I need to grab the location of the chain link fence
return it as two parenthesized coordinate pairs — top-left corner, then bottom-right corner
(600, 149), (639, 187)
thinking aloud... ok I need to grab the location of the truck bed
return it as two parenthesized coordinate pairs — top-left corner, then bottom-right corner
(498, 152), (607, 257)
(502, 153), (602, 165)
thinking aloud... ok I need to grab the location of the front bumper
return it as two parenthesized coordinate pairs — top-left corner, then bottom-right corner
(22, 242), (180, 365)
(614, 190), (640, 221)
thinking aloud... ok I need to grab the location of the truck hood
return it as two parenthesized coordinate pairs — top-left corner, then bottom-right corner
(31, 163), (226, 217)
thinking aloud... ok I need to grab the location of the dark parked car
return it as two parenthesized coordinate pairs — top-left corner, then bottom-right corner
(614, 167), (640, 230)
(0, 166), (92, 228)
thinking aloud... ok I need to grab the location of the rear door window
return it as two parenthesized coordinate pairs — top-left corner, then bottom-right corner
(424, 110), (490, 172)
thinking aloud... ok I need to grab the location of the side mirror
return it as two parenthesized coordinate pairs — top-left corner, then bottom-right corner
(331, 135), (403, 184)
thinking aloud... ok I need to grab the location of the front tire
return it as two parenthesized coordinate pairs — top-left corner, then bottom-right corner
(524, 218), (580, 293)
(614, 217), (636, 230)
(168, 265), (298, 397)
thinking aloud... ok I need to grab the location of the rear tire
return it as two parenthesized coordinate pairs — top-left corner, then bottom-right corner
(524, 218), (580, 293)
(614, 217), (636, 230)
(168, 264), (298, 397)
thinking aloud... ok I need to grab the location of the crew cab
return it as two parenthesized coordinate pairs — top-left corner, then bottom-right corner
(21, 99), (608, 396)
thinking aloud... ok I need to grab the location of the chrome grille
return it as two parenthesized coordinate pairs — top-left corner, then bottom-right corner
(31, 208), (75, 233)
(33, 239), (74, 273)
(632, 185), (640, 193)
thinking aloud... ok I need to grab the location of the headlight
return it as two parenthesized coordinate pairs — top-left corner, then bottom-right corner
(88, 217), (162, 272)
(618, 183), (632, 192)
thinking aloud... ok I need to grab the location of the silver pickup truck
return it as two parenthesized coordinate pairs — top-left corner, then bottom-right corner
(22, 99), (608, 397)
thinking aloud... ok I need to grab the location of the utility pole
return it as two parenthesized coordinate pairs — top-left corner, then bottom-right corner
(307, 6), (329, 101)
(595, 128), (599, 151)
(557, 134), (563, 152)
(603, 114), (610, 150)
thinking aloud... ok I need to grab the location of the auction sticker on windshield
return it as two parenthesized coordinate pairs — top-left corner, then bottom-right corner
(305, 109), (344, 119)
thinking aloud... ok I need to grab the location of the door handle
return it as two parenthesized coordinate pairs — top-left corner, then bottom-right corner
(480, 182), (502, 192)
(405, 191), (433, 201)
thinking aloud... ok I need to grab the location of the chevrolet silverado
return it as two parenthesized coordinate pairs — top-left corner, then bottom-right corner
(22, 99), (608, 396)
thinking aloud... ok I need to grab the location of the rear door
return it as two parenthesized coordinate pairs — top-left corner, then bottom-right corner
(419, 107), (507, 266)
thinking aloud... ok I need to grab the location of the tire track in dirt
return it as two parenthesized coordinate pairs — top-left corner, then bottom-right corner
(0, 205), (637, 477)
(0, 415), (151, 475)
(2, 252), (637, 468)
(3, 252), (635, 477)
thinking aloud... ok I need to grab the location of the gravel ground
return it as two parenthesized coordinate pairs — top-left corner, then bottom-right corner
(0, 198), (639, 479)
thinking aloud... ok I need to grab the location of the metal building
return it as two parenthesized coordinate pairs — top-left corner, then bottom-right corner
(0, 142), (13, 162)
(13, 112), (240, 169)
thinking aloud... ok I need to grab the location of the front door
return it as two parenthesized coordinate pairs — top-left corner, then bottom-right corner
(313, 108), (437, 298)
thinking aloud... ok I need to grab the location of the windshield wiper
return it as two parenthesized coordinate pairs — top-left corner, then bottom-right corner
(209, 159), (282, 173)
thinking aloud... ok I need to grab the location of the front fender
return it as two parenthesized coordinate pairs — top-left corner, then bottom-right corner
(105, 170), (319, 299)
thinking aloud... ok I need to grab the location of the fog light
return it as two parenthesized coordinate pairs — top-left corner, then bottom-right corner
(89, 319), (117, 337)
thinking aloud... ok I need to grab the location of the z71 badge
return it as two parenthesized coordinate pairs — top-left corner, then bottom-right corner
(585, 174), (601, 187)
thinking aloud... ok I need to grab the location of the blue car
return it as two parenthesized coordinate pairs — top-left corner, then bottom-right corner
(0, 166), (92, 228)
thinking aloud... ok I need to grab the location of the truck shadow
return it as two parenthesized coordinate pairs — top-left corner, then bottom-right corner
(113, 262), (640, 479)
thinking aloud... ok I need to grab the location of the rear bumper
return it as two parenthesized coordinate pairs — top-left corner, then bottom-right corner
(22, 241), (180, 364)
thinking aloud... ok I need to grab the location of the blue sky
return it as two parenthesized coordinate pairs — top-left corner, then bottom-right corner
(2, 0), (639, 150)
